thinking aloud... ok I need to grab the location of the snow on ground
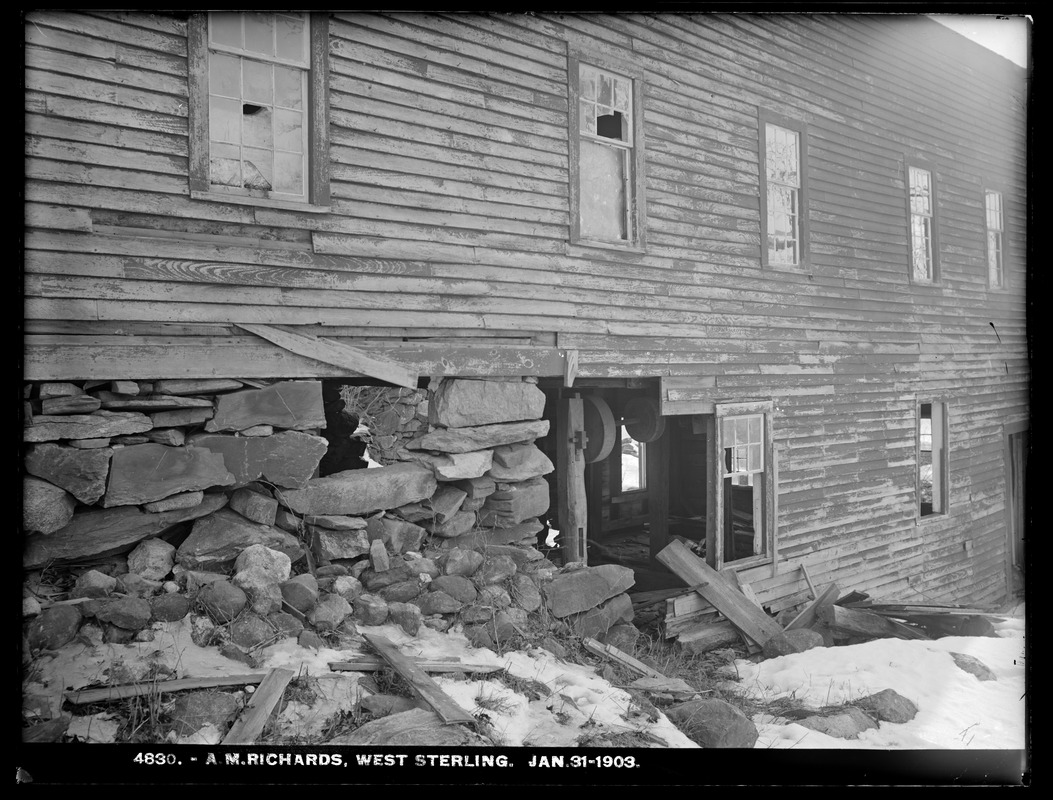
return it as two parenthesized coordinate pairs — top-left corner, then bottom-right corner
(734, 605), (1027, 749)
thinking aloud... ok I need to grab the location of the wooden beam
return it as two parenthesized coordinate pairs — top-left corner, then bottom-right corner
(819, 604), (932, 641)
(583, 637), (664, 679)
(648, 424), (670, 562)
(800, 563), (818, 600)
(65, 673), (270, 705)
(329, 657), (502, 673)
(557, 395), (588, 564)
(784, 582), (840, 631)
(222, 668), (295, 745)
(236, 323), (417, 388)
(363, 633), (477, 727)
(657, 540), (784, 647)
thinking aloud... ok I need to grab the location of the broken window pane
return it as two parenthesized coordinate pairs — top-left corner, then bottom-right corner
(580, 139), (627, 241)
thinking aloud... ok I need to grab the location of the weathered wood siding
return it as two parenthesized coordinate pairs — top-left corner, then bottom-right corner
(23, 12), (1028, 605)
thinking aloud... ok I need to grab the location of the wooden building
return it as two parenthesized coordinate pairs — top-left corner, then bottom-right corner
(23, 12), (1029, 610)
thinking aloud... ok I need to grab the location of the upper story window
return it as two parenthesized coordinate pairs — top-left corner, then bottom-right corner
(985, 189), (1005, 288)
(760, 119), (807, 266)
(908, 165), (938, 282)
(569, 54), (645, 249)
(188, 12), (330, 210)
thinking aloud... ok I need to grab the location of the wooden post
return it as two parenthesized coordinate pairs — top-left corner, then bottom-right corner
(648, 422), (669, 562)
(558, 395), (588, 565)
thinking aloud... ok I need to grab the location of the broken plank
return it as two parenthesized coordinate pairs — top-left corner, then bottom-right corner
(363, 633), (477, 726)
(329, 657), (503, 674)
(785, 582), (841, 631)
(236, 322), (417, 388)
(222, 668), (295, 745)
(799, 563), (818, 600)
(657, 540), (784, 647)
(819, 604), (932, 641)
(66, 673), (270, 705)
(583, 637), (664, 679)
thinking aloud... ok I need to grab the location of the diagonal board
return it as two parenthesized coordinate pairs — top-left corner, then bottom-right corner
(785, 582), (840, 631)
(66, 673), (270, 705)
(328, 657), (502, 674)
(363, 633), (477, 727)
(236, 323), (417, 388)
(222, 668), (295, 744)
(657, 540), (784, 647)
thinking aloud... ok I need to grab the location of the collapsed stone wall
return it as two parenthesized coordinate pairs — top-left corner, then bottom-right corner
(23, 376), (639, 663)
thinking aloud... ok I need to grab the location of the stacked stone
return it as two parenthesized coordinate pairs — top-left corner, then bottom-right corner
(339, 386), (428, 465)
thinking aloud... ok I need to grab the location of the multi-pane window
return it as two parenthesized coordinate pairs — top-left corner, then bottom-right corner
(207, 13), (310, 200)
(909, 166), (936, 281)
(189, 12), (329, 208)
(986, 190), (1005, 287)
(764, 124), (802, 265)
(918, 402), (948, 517)
(720, 413), (768, 563)
(571, 57), (644, 247)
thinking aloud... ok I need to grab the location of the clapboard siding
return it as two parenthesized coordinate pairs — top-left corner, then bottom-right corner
(23, 11), (1029, 606)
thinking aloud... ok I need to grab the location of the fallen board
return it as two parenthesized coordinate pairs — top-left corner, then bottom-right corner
(66, 673), (269, 705)
(784, 583), (840, 631)
(363, 633), (477, 727)
(819, 604), (932, 641)
(222, 668), (295, 745)
(329, 656), (502, 674)
(657, 540), (784, 647)
(583, 637), (664, 679)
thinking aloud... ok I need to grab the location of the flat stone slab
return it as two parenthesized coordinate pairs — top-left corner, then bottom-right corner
(175, 507), (302, 570)
(23, 493), (228, 568)
(99, 395), (214, 412)
(277, 463), (436, 516)
(477, 476), (550, 527)
(41, 395), (101, 415)
(429, 378), (546, 428)
(24, 410), (153, 443)
(152, 379), (245, 396)
(189, 430), (327, 490)
(409, 450), (493, 481)
(150, 408), (214, 428)
(102, 444), (234, 507)
(205, 381), (325, 432)
(487, 443), (554, 481)
(543, 564), (636, 618)
(407, 419), (551, 454)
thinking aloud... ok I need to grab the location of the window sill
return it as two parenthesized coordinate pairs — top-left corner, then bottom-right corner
(191, 190), (331, 215)
(916, 512), (951, 526)
(720, 554), (771, 572)
(568, 239), (646, 257)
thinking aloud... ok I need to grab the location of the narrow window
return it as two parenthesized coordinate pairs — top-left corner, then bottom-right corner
(909, 166), (936, 282)
(619, 425), (647, 493)
(986, 190), (1005, 288)
(569, 54), (645, 248)
(919, 402), (948, 517)
(189, 12), (330, 208)
(763, 123), (802, 265)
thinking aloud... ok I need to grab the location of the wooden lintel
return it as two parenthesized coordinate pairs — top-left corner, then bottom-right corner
(237, 323), (418, 388)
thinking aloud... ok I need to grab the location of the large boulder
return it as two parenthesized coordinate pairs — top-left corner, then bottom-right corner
(851, 689), (919, 723)
(665, 698), (760, 748)
(204, 380), (324, 432)
(176, 508), (302, 571)
(23, 477), (76, 535)
(429, 378), (546, 428)
(24, 443), (113, 505)
(797, 707), (878, 739)
(102, 444), (234, 507)
(24, 494), (227, 569)
(407, 420), (550, 454)
(26, 605), (83, 651)
(276, 463), (436, 516)
(568, 592), (634, 638)
(543, 564), (636, 618)
(189, 431), (327, 490)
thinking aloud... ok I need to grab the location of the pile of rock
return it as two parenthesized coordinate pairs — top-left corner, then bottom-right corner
(23, 375), (641, 668)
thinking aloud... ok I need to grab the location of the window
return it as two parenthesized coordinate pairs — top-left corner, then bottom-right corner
(918, 401), (948, 517)
(711, 402), (775, 568)
(908, 165), (937, 282)
(188, 12), (330, 209)
(760, 116), (808, 266)
(985, 189), (1005, 288)
(569, 54), (645, 248)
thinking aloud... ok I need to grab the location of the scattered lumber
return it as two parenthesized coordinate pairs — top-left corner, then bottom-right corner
(583, 637), (664, 679)
(329, 656), (503, 674)
(66, 673), (270, 705)
(784, 583), (840, 631)
(583, 637), (699, 699)
(657, 540), (783, 648)
(222, 668), (295, 745)
(363, 633), (477, 727)
(819, 604), (932, 641)
(676, 619), (744, 654)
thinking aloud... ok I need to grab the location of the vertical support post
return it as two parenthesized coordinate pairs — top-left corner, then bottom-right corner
(558, 395), (588, 565)
(648, 423), (669, 562)
(705, 414), (718, 569)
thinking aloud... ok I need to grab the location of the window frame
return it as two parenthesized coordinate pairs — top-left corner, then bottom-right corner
(916, 399), (950, 522)
(758, 110), (809, 269)
(188, 12), (330, 212)
(984, 187), (1007, 290)
(710, 401), (776, 571)
(905, 159), (941, 285)
(611, 423), (648, 497)
(567, 48), (646, 253)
